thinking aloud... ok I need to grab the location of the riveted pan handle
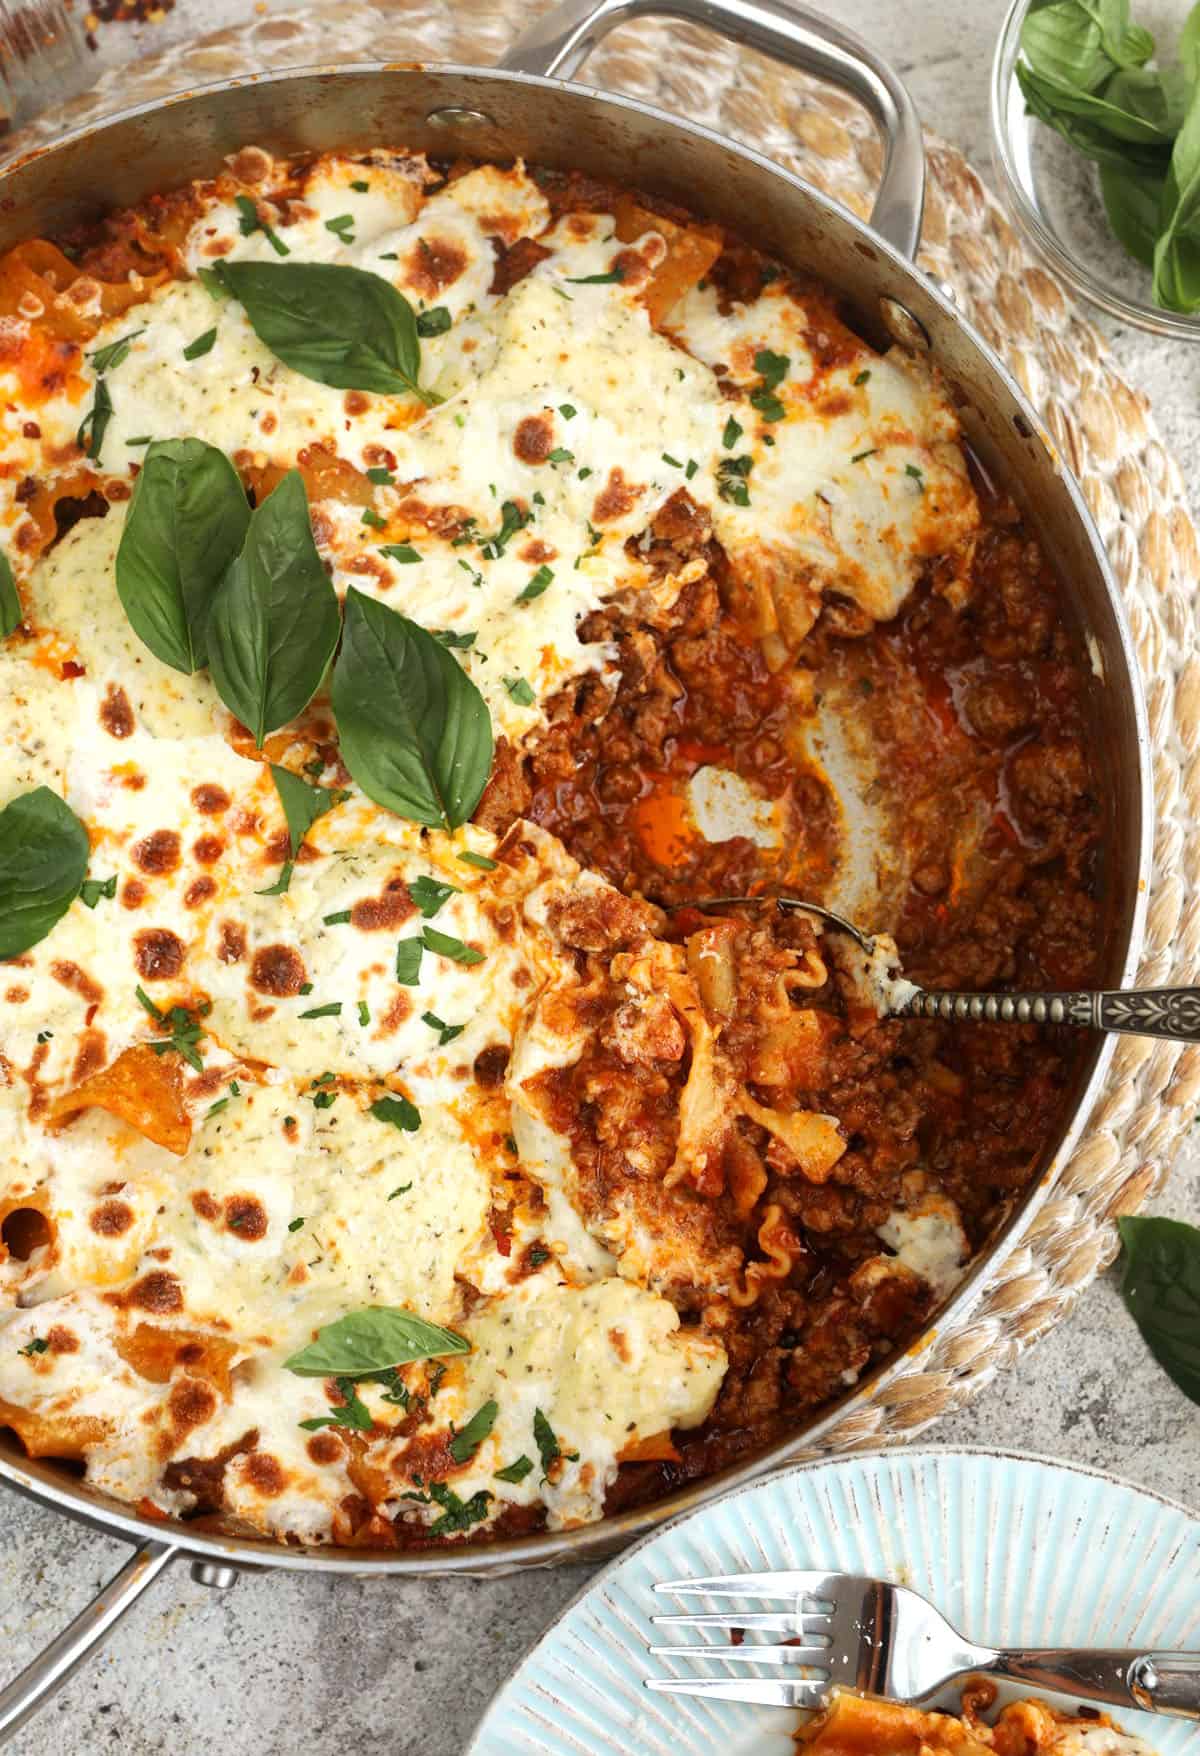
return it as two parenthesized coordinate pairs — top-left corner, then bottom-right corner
(498, 0), (925, 258)
(0, 1538), (180, 1743)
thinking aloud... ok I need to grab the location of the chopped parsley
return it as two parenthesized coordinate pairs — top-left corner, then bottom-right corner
(853, 368), (871, 386)
(577, 465), (593, 480)
(851, 448), (877, 464)
(480, 500), (530, 560)
(183, 327), (217, 361)
(234, 193), (289, 254)
(310, 1073), (338, 1111)
(322, 909), (352, 925)
(416, 306), (452, 337)
(721, 414), (743, 450)
(533, 1407), (577, 1480)
(367, 466), (395, 485)
(528, 1245), (551, 1267)
(433, 628), (476, 649)
(89, 328), (144, 373)
(426, 1481), (493, 1537)
(749, 386), (786, 421)
(380, 542), (422, 565)
(661, 452), (682, 468)
(716, 454), (753, 507)
(361, 507), (386, 529)
(449, 1398), (498, 1464)
(754, 347), (790, 389)
(371, 1094), (421, 1132)
(906, 462), (925, 491)
(126, 436), (152, 447)
(325, 213), (356, 244)
(77, 379), (113, 461)
(558, 403), (577, 419)
(299, 1002), (342, 1019)
(565, 266), (624, 284)
(546, 446), (574, 465)
(206, 1097), (229, 1118)
(494, 1455), (534, 1484)
(288, 1217), (305, 1232)
(422, 926), (484, 966)
(421, 1010), (465, 1047)
(387, 1182), (413, 1201)
(408, 875), (459, 918)
(18, 1337), (47, 1358)
(685, 458), (699, 480)
(299, 982), (314, 996)
(516, 564), (553, 605)
(135, 987), (205, 1072)
(503, 674), (535, 706)
(80, 874), (117, 909)
(458, 850), (497, 871)
(350, 179), (370, 192)
(357, 1000), (371, 1026)
(299, 1375), (373, 1432)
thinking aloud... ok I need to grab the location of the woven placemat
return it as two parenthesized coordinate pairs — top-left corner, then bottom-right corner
(11, 0), (1200, 1452)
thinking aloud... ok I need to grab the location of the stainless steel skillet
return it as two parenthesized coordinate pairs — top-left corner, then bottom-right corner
(0, 0), (1152, 1737)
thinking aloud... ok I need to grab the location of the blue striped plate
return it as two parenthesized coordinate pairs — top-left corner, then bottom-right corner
(469, 1448), (1200, 1755)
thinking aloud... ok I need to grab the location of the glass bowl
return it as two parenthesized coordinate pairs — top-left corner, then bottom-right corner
(991, 0), (1200, 339)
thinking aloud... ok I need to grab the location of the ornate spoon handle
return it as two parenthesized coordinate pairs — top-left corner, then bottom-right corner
(901, 987), (1200, 1043)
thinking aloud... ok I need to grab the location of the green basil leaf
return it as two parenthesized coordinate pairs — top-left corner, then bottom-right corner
(426, 1481), (493, 1536)
(1022, 0), (1114, 89)
(116, 438), (250, 674)
(1081, 0), (1154, 68)
(216, 260), (436, 402)
(532, 1406), (577, 1478)
(332, 588), (493, 829)
(89, 328), (144, 374)
(183, 327), (218, 361)
(284, 1307), (467, 1376)
(395, 937), (424, 985)
(1023, 60), (1179, 144)
(1099, 159), (1165, 266)
(422, 926), (484, 966)
(1154, 79), (1200, 310)
(207, 470), (340, 746)
(494, 1454), (533, 1484)
(1016, 62), (1173, 166)
(0, 787), (90, 958)
(0, 551), (21, 640)
(408, 875), (459, 918)
(1180, 0), (1200, 85)
(370, 1094), (421, 1132)
(1118, 1215), (1200, 1404)
(270, 763), (346, 861)
(449, 1398), (498, 1464)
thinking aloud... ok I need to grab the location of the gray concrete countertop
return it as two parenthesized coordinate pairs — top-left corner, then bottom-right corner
(2, 3), (1198, 1750)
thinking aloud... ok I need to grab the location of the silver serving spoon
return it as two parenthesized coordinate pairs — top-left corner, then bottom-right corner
(681, 895), (1200, 1044)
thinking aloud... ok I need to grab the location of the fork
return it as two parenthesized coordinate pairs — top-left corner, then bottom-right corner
(678, 896), (1200, 1044)
(647, 1569), (1200, 1719)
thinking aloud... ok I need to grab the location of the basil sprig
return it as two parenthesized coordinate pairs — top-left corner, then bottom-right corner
(284, 1307), (469, 1377)
(332, 588), (493, 829)
(214, 259), (439, 404)
(260, 763), (348, 895)
(0, 787), (90, 958)
(1119, 1214), (1200, 1404)
(1015, 0), (1200, 310)
(116, 438), (250, 674)
(0, 552), (21, 640)
(207, 470), (340, 747)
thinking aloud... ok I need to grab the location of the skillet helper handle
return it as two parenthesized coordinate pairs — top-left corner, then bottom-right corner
(0, 1538), (179, 1744)
(497, 0), (925, 258)
(978, 1648), (1200, 1720)
(903, 986), (1200, 1044)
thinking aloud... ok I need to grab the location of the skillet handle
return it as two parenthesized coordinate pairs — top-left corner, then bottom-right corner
(0, 1537), (179, 1744)
(497, 0), (925, 258)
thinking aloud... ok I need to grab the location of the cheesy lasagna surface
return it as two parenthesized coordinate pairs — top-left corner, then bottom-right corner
(0, 147), (983, 1545)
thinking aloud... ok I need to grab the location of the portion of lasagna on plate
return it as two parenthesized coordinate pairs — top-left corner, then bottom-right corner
(0, 145), (1102, 1546)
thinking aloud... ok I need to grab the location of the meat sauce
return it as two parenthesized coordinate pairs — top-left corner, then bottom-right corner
(517, 480), (1101, 1509)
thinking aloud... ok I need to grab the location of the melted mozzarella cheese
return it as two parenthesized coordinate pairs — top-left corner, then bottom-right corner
(667, 280), (978, 644)
(877, 1192), (968, 1300)
(22, 508), (225, 739)
(388, 1273), (726, 1531)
